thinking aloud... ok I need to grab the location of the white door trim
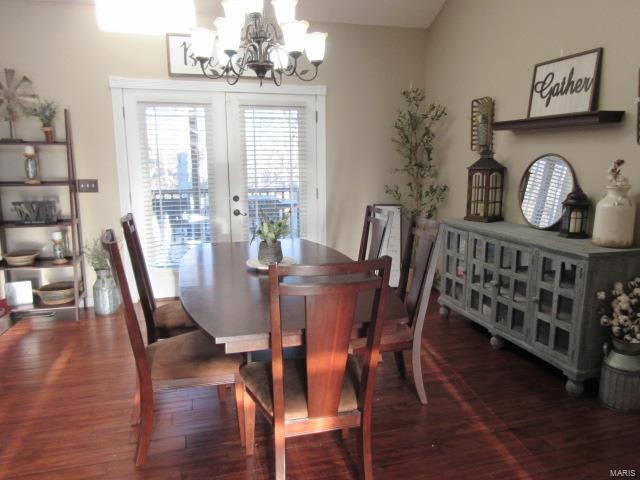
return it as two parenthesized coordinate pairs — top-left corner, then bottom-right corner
(108, 77), (328, 297)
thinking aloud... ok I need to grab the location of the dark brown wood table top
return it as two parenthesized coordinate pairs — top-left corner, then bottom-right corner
(179, 239), (408, 353)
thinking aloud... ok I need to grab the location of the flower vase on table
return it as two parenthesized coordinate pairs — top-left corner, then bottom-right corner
(252, 211), (290, 265)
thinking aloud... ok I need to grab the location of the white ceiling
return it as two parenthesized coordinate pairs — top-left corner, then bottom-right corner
(29, 0), (447, 29)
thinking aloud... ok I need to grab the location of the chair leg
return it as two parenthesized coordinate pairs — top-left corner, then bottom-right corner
(357, 422), (373, 480)
(274, 422), (286, 480)
(134, 392), (155, 467)
(411, 345), (428, 405)
(217, 384), (227, 403)
(243, 388), (256, 455)
(393, 351), (406, 378)
(234, 375), (245, 447)
(130, 379), (141, 426)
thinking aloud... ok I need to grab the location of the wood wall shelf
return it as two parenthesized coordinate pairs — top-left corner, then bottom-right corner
(0, 140), (67, 146)
(492, 110), (625, 131)
(0, 257), (77, 271)
(0, 180), (71, 187)
(0, 219), (74, 229)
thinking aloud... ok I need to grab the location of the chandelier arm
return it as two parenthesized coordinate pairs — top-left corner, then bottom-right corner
(225, 67), (241, 85)
(199, 59), (224, 80)
(282, 53), (299, 77)
(271, 68), (283, 86)
(293, 63), (319, 82)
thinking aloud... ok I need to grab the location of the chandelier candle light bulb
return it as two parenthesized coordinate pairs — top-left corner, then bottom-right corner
(191, 28), (216, 59)
(282, 20), (309, 54)
(305, 32), (327, 63)
(221, 0), (248, 22)
(271, 0), (297, 24)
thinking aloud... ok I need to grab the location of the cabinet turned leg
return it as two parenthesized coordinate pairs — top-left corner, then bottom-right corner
(565, 379), (584, 397)
(439, 305), (450, 318)
(489, 335), (504, 350)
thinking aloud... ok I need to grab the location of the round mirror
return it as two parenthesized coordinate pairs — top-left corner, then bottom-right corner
(519, 154), (576, 229)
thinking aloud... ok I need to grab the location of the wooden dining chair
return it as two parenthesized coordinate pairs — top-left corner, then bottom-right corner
(102, 229), (245, 466)
(351, 217), (442, 405)
(120, 213), (196, 344)
(357, 205), (394, 261)
(236, 257), (392, 479)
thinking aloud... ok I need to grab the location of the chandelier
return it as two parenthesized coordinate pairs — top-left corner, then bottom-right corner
(190, 0), (326, 86)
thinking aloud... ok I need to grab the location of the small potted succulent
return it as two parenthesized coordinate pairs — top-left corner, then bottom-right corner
(85, 237), (120, 316)
(28, 100), (57, 143)
(252, 211), (290, 264)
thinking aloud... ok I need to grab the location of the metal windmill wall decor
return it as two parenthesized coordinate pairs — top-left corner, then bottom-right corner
(0, 69), (39, 141)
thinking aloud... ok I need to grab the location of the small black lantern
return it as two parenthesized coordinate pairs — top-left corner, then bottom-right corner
(465, 148), (505, 223)
(559, 187), (590, 238)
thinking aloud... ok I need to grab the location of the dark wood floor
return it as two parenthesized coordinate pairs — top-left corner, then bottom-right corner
(1, 295), (638, 480)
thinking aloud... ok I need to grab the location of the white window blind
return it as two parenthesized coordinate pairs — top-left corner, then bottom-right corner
(238, 105), (308, 240)
(138, 102), (215, 268)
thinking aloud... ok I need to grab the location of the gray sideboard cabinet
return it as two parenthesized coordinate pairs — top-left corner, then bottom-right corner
(438, 219), (640, 396)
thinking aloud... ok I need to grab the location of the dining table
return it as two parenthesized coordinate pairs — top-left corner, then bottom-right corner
(178, 238), (409, 354)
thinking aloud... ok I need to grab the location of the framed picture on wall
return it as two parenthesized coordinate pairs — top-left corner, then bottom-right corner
(527, 48), (602, 118)
(166, 33), (205, 77)
(374, 204), (403, 288)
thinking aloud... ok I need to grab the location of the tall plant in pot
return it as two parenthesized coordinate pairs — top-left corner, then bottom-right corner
(252, 211), (290, 265)
(85, 237), (120, 316)
(385, 87), (449, 220)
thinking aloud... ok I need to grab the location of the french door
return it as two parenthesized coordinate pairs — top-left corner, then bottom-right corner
(121, 88), (322, 298)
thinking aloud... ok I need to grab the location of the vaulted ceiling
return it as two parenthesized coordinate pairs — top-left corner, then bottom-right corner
(31, 0), (447, 29)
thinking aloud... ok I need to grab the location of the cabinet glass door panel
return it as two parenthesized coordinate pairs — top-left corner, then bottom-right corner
(515, 250), (530, 274)
(500, 246), (513, 270)
(485, 241), (497, 265)
(442, 228), (468, 308)
(511, 308), (525, 334)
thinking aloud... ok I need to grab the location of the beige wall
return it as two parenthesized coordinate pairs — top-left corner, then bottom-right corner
(0, 0), (427, 282)
(424, 0), (640, 239)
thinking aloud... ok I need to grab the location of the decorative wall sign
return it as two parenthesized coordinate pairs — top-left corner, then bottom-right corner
(166, 33), (256, 78)
(374, 204), (402, 287)
(166, 34), (204, 77)
(528, 48), (602, 118)
(470, 97), (494, 151)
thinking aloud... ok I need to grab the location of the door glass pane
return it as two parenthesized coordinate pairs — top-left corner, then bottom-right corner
(560, 262), (577, 289)
(139, 103), (213, 268)
(557, 295), (573, 322)
(240, 105), (307, 240)
(515, 251), (529, 273)
(500, 246), (512, 269)
(471, 264), (481, 285)
(536, 320), (551, 345)
(554, 328), (570, 355)
(541, 257), (555, 283)
(485, 242), (496, 264)
(498, 275), (509, 298)
(470, 289), (480, 311)
(496, 302), (508, 326)
(513, 280), (527, 303)
(511, 309), (525, 332)
(473, 238), (483, 259)
(539, 289), (553, 315)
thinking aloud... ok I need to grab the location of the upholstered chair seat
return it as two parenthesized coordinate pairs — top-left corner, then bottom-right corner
(239, 357), (360, 421)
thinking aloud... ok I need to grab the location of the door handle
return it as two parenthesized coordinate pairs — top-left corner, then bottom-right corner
(233, 209), (247, 217)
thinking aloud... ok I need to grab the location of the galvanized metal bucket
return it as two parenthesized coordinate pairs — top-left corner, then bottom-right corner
(599, 338), (640, 413)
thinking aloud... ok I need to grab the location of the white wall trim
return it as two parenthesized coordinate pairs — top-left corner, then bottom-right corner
(109, 76), (327, 96)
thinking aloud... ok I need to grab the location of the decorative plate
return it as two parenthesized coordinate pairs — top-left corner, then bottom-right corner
(246, 256), (296, 272)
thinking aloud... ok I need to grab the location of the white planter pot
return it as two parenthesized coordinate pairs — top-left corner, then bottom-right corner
(592, 185), (636, 248)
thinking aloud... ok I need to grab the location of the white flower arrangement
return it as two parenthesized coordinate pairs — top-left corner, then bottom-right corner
(597, 276), (640, 343)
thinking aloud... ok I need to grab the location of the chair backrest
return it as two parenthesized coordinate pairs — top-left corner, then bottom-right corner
(357, 205), (394, 261)
(102, 229), (152, 390)
(268, 257), (391, 420)
(397, 217), (442, 331)
(120, 213), (158, 344)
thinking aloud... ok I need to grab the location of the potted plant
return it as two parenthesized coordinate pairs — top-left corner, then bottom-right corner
(596, 277), (640, 411)
(385, 87), (448, 220)
(85, 237), (120, 316)
(28, 100), (57, 143)
(252, 211), (290, 265)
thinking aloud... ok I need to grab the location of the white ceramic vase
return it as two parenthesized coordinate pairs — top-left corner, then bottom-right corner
(592, 185), (636, 248)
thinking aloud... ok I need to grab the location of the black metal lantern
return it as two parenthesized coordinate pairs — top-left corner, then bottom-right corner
(465, 148), (505, 222)
(559, 187), (590, 238)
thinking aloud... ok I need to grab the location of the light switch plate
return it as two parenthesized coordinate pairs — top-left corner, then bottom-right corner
(77, 179), (99, 192)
